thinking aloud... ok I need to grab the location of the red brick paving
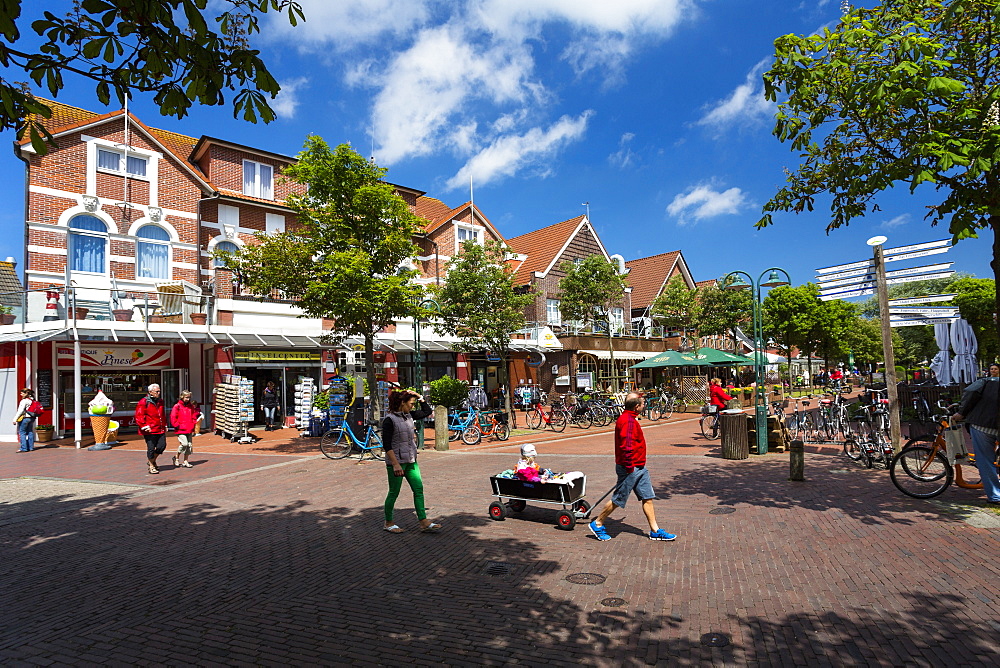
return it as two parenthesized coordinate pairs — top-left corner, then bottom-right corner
(2, 412), (998, 666)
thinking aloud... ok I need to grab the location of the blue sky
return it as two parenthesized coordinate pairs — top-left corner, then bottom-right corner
(0, 0), (991, 292)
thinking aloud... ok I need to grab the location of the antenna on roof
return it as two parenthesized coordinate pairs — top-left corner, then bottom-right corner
(470, 173), (474, 225)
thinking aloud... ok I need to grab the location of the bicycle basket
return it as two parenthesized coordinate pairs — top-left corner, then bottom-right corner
(496, 412), (509, 425)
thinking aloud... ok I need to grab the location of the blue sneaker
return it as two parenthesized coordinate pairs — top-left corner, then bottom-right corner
(589, 521), (611, 541)
(649, 529), (676, 541)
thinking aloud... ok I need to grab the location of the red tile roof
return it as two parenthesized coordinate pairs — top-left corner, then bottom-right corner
(217, 189), (290, 208)
(415, 196), (460, 233)
(505, 215), (587, 284)
(624, 250), (684, 309)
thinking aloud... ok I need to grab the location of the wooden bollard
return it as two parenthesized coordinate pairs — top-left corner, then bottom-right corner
(434, 405), (449, 451)
(789, 439), (804, 481)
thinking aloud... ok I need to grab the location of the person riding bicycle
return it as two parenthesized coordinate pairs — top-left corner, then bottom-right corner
(951, 362), (1000, 505)
(708, 378), (733, 413)
(829, 366), (845, 392)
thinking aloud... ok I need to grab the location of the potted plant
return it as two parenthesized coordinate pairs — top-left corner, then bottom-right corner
(0, 305), (14, 325)
(112, 308), (133, 321)
(34, 424), (55, 442)
(73, 306), (89, 320)
(190, 312), (208, 325)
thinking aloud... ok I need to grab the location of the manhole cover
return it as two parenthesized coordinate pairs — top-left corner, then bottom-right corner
(709, 507), (736, 515)
(484, 561), (513, 577)
(565, 572), (606, 585)
(600, 597), (627, 607)
(700, 632), (730, 647)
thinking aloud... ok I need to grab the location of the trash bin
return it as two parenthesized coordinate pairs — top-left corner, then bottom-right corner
(348, 398), (367, 440)
(308, 416), (328, 437)
(719, 410), (750, 460)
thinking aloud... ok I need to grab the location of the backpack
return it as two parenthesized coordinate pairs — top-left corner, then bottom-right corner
(27, 400), (43, 417)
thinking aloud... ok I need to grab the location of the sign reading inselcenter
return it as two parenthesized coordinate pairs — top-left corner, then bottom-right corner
(234, 350), (322, 363)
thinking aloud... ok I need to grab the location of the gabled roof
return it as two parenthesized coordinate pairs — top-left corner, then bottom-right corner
(20, 100), (209, 190)
(0, 260), (24, 308)
(414, 197), (506, 242)
(624, 250), (696, 310)
(695, 279), (717, 288)
(506, 215), (610, 285)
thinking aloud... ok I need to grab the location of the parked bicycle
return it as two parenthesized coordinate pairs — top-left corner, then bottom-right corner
(699, 404), (721, 440)
(890, 402), (996, 499)
(844, 387), (893, 467)
(526, 398), (567, 432)
(559, 393), (593, 429)
(320, 417), (385, 460)
(460, 410), (511, 445)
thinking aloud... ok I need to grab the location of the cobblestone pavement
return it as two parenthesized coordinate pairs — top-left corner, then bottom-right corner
(2, 423), (999, 666)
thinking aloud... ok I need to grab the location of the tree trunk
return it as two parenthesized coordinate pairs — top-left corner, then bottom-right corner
(993, 216), (1000, 379)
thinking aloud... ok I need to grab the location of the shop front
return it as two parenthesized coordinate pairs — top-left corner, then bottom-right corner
(232, 348), (322, 427)
(56, 343), (178, 431)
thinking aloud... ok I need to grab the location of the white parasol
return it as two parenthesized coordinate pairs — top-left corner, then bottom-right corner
(929, 322), (952, 385)
(950, 318), (978, 385)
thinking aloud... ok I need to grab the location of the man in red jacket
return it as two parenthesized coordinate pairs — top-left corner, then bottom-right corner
(589, 392), (676, 542)
(135, 384), (168, 474)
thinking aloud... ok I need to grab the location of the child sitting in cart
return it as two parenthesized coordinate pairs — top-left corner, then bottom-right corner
(515, 444), (559, 483)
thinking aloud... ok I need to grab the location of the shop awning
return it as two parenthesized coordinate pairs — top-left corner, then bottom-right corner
(0, 327), (72, 343)
(577, 349), (657, 361)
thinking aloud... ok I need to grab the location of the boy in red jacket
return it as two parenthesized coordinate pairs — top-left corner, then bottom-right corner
(589, 392), (677, 542)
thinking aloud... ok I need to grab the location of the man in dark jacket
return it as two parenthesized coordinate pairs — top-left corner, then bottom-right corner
(953, 363), (1000, 504)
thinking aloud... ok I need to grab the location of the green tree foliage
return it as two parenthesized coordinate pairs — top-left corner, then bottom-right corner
(220, 138), (423, 414)
(2, 0), (305, 153)
(428, 376), (469, 409)
(434, 240), (534, 410)
(952, 277), (998, 361)
(650, 275), (701, 342)
(759, 0), (1000, 355)
(843, 317), (885, 368)
(695, 278), (753, 352)
(557, 255), (627, 328)
(762, 284), (821, 363)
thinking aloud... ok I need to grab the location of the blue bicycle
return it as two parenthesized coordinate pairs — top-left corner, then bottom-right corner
(319, 417), (385, 460)
(448, 408), (479, 442)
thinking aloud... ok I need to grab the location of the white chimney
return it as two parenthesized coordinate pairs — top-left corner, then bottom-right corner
(4, 257), (14, 266)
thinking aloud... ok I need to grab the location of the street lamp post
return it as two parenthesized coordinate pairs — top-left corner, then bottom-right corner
(724, 268), (791, 455)
(413, 298), (441, 450)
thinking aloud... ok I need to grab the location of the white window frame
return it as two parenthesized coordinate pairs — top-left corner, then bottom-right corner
(453, 221), (484, 252)
(134, 224), (172, 280)
(243, 159), (274, 199)
(546, 298), (561, 326)
(68, 215), (110, 276)
(611, 307), (625, 335)
(96, 147), (149, 178)
(265, 212), (285, 235)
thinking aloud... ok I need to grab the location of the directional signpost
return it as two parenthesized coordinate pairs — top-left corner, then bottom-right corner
(815, 237), (956, 455)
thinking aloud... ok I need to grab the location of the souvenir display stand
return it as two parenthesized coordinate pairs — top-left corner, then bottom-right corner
(326, 375), (353, 429)
(295, 377), (316, 434)
(214, 375), (256, 443)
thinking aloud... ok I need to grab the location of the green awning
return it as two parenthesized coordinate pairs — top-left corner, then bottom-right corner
(692, 347), (757, 365)
(629, 347), (756, 369)
(629, 350), (688, 369)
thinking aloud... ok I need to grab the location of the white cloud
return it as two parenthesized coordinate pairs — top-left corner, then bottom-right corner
(666, 183), (748, 225)
(372, 25), (541, 164)
(266, 0), (433, 49)
(696, 58), (775, 131)
(881, 213), (910, 229)
(271, 77), (309, 119)
(445, 112), (593, 190)
(608, 132), (636, 169)
(265, 1), (696, 183)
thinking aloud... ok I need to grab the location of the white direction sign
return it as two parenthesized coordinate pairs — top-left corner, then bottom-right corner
(889, 306), (959, 316)
(890, 317), (959, 328)
(815, 242), (950, 275)
(883, 239), (951, 256)
(819, 270), (954, 297)
(820, 288), (875, 301)
(887, 293), (956, 306)
(817, 262), (952, 288)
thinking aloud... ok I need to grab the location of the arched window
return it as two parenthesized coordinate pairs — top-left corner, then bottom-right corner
(136, 224), (170, 279)
(68, 215), (108, 273)
(213, 241), (239, 268)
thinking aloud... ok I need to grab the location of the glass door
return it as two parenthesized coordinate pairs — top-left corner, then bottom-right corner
(160, 368), (189, 410)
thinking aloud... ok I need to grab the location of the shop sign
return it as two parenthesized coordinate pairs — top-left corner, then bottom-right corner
(58, 345), (171, 368)
(234, 350), (321, 363)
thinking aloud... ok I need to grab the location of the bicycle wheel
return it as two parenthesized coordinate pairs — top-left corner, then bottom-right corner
(800, 413), (814, 442)
(575, 411), (592, 429)
(647, 403), (663, 421)
(700, 415), (720, 440)
(843, 437), (862, 461)
(461, 426), (482, 445)
(319, 428), (353, 459)
(662, 401), (674, 420)
(891, 445), (953, 498)
(526, 410), (542, 430)
(677, 399), (689, 415)
(592, 407), (610, 427)
(367, 432), (385, 461)
(549, 411), (567, 432)
(495, 423), (510, 441)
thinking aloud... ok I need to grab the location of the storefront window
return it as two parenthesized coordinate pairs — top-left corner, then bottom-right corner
(60, 371), (162, 421)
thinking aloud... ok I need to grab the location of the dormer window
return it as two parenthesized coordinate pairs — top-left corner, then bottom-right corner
(243, 160), (273, 199)
(455, 224), (483, 250)
(97, 148), (147, 177)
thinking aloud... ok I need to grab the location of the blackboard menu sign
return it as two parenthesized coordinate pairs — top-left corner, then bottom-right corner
(36, 369), (52, 409)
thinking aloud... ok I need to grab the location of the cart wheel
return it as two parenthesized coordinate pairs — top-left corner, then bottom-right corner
(508, 499), (526, 513)
(489, 502), (507, 521)
(557, 511), (576, 530)
(573, 499), (592, 517)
